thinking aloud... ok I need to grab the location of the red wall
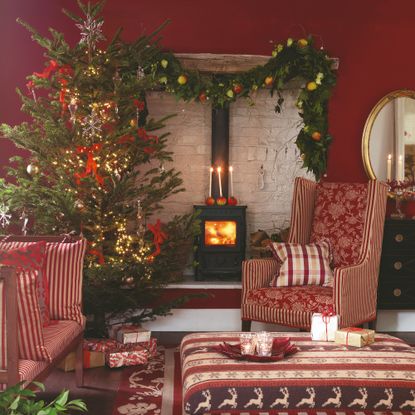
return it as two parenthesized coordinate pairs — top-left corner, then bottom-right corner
(2, 0), (415, 181)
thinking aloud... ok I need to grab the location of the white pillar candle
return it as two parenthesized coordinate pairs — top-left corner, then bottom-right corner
(208, 167), (213, 197)
(387, 154), (392, 181)
(217, 166), (223, 197)
(229, 165), (234, 197)
(398, 155), (403, 181)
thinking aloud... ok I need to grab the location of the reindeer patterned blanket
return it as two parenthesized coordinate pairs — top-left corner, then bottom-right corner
(180, 332), (415, 415)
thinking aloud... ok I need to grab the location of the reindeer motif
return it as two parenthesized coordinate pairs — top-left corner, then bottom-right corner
(218, 388), (238, 408)
(296, 387), (316, 408)
(322, 387), (342, 408)
(194, 390), (212, 414)
(270, 387), (290, 408)
(374, 388), (394, 409)
(400, 390), (415, 409)
(348, 387), (368, 409)
(244, 387), (264, 408)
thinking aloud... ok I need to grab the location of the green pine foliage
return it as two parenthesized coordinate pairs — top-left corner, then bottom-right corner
(0, 1), (198, 336)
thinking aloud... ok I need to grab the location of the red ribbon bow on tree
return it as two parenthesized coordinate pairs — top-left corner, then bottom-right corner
(133, 99), (145, 111)
(137, 128), (159, 155)
(33, 60), (59, 79)
(147, 219), (167, 259)
(74, 143), (105, 187)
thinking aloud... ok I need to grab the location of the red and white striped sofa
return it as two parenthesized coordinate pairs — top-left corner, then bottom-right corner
(241, 178), (388, 330)
(0, 235), (87, 389)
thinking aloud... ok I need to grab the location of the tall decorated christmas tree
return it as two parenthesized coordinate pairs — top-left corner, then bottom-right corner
(0, 1), (198, 336)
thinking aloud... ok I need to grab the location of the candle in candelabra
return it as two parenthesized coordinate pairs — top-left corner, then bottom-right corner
(217, 166), (223, 197)
(398, 155), (403, 181)
(209, 167), (213, 197)
(387, 154), (392, 181)
(229, 165), (234, 197)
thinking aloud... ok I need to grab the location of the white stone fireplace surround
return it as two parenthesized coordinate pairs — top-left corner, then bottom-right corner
(146, 88), (313, 248)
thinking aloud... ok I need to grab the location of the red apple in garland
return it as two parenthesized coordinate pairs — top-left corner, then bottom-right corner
(199, 91), (208, 103)
(233, 83), (243, 94)
(216, 197), (227, 206)
(228, 196), (238, 205)
(205, 196), (215, 206)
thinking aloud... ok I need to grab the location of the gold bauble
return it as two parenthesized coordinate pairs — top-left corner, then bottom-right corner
(26, 163), (40, 176)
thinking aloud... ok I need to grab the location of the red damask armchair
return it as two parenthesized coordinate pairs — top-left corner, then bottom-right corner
(241, 178), (388, 331)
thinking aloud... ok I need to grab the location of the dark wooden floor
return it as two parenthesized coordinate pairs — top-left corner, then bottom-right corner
(37, 331), (415, 415)
(39, 366), (122, 415)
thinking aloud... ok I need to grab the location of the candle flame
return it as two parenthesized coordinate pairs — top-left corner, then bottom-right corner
(388, 154), (392, 160)
(217, 166), (221, 173)
(399, 155), (403, 161)
(210, 167), (214, 172)
(229, 165), (233, 172)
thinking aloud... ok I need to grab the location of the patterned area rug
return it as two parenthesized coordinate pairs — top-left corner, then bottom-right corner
(112, 347), (182, 415)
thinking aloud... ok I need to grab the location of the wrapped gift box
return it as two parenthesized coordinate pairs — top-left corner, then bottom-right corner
(83, 338), (119, 353)
(105, 338), (157, 368)
(57, 350), (105, 372)
(335, 327), (375, 347)
(311, 313), (339, 341)
(109, 324), (151, 344)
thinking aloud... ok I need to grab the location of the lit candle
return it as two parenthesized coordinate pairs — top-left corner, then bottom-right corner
(208, 167), (213, 197)
(387, 154), (392, 181)
(217, 166), (223, 197)
(398, 155), (403, 181)
(229, 165), (234, 197)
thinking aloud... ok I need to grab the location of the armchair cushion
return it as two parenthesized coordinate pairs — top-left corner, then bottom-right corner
(0, 243), (51, 365)
(0, 241), (51, 326)
(0, 239), (87, 325)
(269, 241), (333, 287)
(310, 182), (367, 267)
(245, 285), (333, 313)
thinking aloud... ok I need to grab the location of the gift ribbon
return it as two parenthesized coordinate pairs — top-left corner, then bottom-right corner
(321, 307), (335, 341)
(147, 219), (167, 258)
(74, 143), (104, 186)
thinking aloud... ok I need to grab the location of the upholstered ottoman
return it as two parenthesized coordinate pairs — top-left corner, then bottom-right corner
(181, 332), (415, 415)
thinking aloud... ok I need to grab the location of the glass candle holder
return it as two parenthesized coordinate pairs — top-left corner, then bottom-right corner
(256, 331), (273, 356)
(240, 333), (256, 355)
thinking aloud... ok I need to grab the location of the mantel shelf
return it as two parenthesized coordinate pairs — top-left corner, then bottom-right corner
(175, 53), (339, 74)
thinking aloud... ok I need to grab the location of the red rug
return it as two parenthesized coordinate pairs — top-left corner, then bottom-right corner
(112, 347), (182, 415)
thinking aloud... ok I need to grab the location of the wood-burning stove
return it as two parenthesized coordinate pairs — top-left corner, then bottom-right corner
(194, 204), (246, 280)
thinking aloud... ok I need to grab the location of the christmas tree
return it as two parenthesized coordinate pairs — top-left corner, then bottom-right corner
(0, 1), (198, 336)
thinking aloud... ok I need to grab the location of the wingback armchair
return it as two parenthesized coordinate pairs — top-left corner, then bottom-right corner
(241, 178), (388, 331)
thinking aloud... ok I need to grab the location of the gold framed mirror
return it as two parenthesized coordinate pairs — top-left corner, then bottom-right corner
(362, 89), (415, 181)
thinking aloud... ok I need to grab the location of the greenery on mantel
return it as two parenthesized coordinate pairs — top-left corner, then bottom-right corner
(152, 36), (337, 180)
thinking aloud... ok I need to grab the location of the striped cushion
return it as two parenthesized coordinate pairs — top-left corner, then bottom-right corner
(0, 269), (51, 370)
(0, 359), (49, 390)
(269, 241), (333, 287)
(45, 239), (86, 324)
(0, 239), (87, 325)
(0, 241), (50, 326)
(43, 318), (84, 360)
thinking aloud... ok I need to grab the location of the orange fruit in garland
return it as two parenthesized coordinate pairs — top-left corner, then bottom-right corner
(264, 76), (274, 87)
(307, 81), (317, 91)
(311, 131), (322, 141)
(298, 38), (308, 48)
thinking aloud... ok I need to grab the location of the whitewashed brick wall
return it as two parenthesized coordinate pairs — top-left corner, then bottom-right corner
(146, 89), (313, 248)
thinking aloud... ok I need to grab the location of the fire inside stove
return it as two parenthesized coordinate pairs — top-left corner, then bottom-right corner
(205, 220), (237, 246)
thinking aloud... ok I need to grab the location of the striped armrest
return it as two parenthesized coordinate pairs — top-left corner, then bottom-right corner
(241, 258), (279, 300)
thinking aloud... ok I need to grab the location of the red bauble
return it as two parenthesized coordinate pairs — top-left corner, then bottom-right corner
(228, 196), (238, 205)
(233, 84), (243, 94)
(205, 196), (215, 206)
(216, 197), (227, 206)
